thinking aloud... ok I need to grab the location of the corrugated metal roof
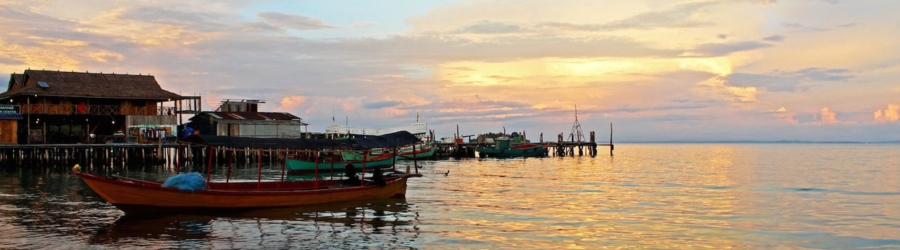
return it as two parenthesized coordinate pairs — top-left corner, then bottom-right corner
(207, 112), (300, 121)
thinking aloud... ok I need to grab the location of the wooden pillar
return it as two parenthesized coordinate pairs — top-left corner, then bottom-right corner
(360, 150), (368, 186)
(206, 146), (213, 184)
(257, 149), (262, 190)
(412, 143), (419, 174)
(226, 148), (233, 183)
(26, 97), (30, 145)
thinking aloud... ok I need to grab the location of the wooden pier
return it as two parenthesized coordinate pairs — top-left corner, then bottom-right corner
(0, 143), (294, 169)
(433, 128), (613, 158)
(0, 125), (614, 167)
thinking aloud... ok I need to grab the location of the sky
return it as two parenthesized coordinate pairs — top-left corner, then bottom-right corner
(0, 0), (898, 142)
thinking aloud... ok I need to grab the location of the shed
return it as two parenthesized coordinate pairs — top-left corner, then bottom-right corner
(186, 111), (308, 138)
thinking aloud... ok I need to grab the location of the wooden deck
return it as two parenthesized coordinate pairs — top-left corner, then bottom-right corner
(433, 141), (612, 158)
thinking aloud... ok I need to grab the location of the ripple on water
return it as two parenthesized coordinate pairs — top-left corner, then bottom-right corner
(2, 144), (899, 249)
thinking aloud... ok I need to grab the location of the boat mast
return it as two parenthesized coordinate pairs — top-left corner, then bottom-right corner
(569, 105), (585, 143)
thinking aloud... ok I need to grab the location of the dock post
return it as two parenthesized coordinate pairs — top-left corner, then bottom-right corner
(609, 123), (614, 156)
(556, 133), (563, 157)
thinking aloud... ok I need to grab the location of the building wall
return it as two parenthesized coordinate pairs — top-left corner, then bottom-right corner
(126, 115), (177, 143)
(215, 121), (304, 138)
(0, 120), (18, 144)
(120, 100), (161, 115)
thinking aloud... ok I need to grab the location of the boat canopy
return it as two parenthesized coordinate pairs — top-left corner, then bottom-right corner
(182, 131), (421, 150)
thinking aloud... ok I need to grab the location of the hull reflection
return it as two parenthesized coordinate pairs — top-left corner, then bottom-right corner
(89, 199), (420, 248)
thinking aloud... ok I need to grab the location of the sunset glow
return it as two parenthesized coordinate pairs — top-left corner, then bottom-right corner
(1, 0), (897, 141)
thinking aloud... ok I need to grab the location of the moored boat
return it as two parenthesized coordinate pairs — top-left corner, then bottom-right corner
(336, 141), (437, 166)
(395, 141), (437, 160)
(74, 131), (425, 215)
(74, 166), (420, 215)
(476, 136), (548, 158)
(286, 150), (396, 174)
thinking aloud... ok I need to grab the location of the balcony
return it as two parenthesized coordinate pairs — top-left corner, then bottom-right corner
(19, 104), (176, 116)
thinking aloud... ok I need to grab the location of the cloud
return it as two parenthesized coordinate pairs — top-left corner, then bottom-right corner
(316, 35), (681, 63)
(721, 67), (852, 92)
(762, 34), (784, 42)
(278, 95), (307, 111)
(595, 1), (719, 30)
(874, 104), (900, 122)
(2, 0), (898, 142)
(364, 100), (403, 109)
(415, 1), (720, 35)
(690, 41), (772, 56)
(837, 23), (857, 28)
(780, 22), (827, 32)
(820, 107), (838, 124)
(456, 21), (523, 34)
(600, 104), (708, 114)
(257, 12), (336, 31)
(794, 68), (852, 81)
(775, 107), (798, 124)
(121, 6), (232, 28)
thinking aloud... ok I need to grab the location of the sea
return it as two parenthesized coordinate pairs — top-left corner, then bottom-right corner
(1, 143), (898, 249)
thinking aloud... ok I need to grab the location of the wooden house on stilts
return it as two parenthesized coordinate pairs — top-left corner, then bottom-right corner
(0, 69), (201, 144)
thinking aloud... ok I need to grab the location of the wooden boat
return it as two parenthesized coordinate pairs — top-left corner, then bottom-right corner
(342, 141), (437, 162)
(74, 131), (425, 215)
(286, 150), (396, 174)
(74, 166), (420, 215)
(476, 137), (548, 158)
(395, 141), (437, 160)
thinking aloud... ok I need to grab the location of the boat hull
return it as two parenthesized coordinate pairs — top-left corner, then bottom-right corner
(77, 171), (414, 215)
(395, 145), (437, 160)
(286, 153), (396, 174)
(476, 144), (548, 158)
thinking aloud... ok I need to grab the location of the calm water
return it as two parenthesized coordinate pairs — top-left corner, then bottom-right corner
(1, 144), (899, 249)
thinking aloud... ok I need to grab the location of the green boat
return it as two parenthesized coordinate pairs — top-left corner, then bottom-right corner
(395, 142), (437, 160)
(286, 151), (396, 174)
(181, 130), (423, 174)
(476, 137), (548, 158)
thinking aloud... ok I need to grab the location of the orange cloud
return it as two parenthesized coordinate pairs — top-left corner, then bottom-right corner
(874, 104), (900, 123)
(775, 107), (797, 124)
(820, 107), (838, 124)
(277, 95), (307, 111)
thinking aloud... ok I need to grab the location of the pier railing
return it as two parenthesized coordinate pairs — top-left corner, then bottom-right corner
(19, 104), (176, 116)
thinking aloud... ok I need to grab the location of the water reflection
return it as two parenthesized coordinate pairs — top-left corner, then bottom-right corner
(88, 199), (419, 249)
(3, 144), (900, 248)
(0, 167), (121, 249)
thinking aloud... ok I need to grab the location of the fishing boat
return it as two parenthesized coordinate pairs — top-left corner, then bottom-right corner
(286, 150), (396, 174)
(335, 141), (437, 166)
(395, 141), (437, 160)
(476, 136), (548, 158)
(74, 166), (419, 215)
(74, 131), (424, 215)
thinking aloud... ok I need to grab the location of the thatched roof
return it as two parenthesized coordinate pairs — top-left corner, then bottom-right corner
(0, 70), (183, 100)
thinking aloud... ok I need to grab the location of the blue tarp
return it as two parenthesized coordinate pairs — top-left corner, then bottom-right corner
(161, 172), (206, 191)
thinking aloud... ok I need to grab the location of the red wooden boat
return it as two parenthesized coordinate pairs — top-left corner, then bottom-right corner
(75, 131), (425, 215)
(74, 166), (420, 215)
